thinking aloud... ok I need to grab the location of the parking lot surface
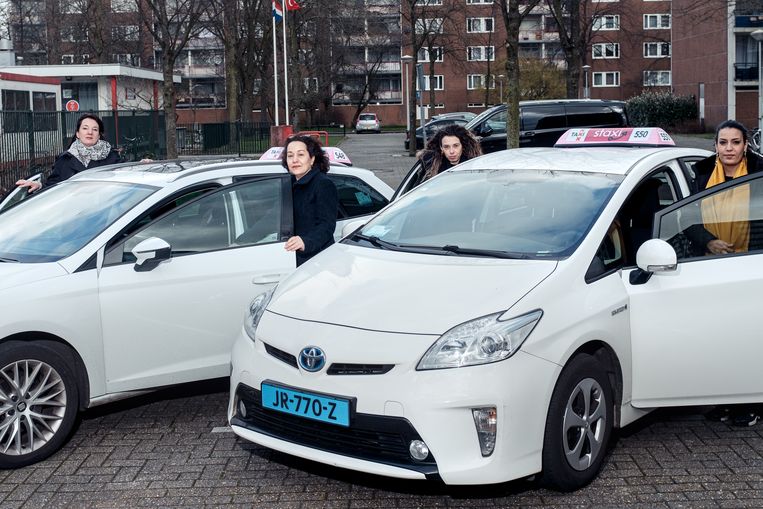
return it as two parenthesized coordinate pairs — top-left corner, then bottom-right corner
(3, 132), (761, 508)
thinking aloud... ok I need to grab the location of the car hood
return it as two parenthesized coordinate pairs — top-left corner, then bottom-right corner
(0, 263), (68, 292)
(268, 244), (557, 334)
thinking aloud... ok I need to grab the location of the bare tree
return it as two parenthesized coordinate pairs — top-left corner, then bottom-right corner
(139, 0), (208, 158)
(498, 0), (542, 149)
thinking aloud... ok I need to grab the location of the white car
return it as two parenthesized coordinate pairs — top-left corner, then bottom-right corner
(0, 158), (393, 468)
(229, 128), (762, 490)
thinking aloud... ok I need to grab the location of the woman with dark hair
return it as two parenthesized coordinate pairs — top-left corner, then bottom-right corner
(418, 124), (482, 181)
(694, 120), (763, 427)
(16, 113), (120, 192)
(280, 134), (338, 266)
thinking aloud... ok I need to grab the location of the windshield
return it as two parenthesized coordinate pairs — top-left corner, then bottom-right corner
(346, 169), (622, 259)
(0, 181), (157, 263)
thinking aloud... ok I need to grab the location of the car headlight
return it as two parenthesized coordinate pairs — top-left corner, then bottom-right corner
(244, 287), (276, 342)
(417, 310), (542, 370)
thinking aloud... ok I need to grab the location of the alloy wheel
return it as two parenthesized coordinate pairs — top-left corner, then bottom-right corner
(562, 377), (606, 471)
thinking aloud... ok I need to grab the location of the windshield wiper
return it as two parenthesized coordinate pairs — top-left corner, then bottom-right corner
(0, 256), (19, 262)
(440, 244), (529, 259)
(350, 232), (405, 251)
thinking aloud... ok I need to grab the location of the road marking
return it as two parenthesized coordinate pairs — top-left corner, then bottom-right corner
(211, 426), (233, 433)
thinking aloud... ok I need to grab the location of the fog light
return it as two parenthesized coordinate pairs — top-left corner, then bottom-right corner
(239, 400), (247, 418)
(408, 440), (429, 461)
(472, 407), (497, 457)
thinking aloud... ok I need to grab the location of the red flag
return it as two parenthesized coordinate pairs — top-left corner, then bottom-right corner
(285, 0), (300, 10)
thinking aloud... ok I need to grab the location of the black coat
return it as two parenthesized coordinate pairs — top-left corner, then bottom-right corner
(291, 167), (338, 266)
(685, 150), (763, 252)
(46, 149), (121, 186)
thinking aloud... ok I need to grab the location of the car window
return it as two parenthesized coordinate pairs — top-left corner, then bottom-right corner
(586, 221), (625, 282)
(105, 178), (286, 265)
(565, 105), (623, 128)
(484, 109), (507, 133)
(522, 105), (566, 131)
(392, 161), (427, 201)
(617, 169), (679, 265)
(359, 114), (376, 121)
(330, 174), (389, 219)
(655, 172), (763, 261)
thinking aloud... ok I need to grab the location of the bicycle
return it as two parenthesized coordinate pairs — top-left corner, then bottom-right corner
(116, 135), (147, 162)
(750, 127), (761, 153)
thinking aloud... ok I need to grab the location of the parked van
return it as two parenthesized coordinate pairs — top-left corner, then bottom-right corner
(465, 99), (628, 153)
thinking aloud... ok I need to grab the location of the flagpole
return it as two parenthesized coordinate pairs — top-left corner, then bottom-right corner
(272, 14), (279, 126)
(282, 6), (289, 125)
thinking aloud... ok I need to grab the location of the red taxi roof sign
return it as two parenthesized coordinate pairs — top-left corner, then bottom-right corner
(259, 146), (352, 166)
(555, 127), (675, 148)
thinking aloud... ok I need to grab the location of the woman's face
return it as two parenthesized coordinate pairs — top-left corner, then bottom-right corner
(441, 135), (463, 165)
(76, 118), (101, 147)
(715, 127), (747, 169)
(286, 141), (315, 180)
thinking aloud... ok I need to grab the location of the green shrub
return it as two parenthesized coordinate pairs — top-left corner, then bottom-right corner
(626, 92), (698, 128)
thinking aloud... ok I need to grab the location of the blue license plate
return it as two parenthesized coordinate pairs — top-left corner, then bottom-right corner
(261, 382), (351, 427)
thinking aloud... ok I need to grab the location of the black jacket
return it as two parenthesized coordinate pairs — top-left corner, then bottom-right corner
(685, 150), (763, 252)
(46, 149), (121, 186)
(292, 167), (338, 266)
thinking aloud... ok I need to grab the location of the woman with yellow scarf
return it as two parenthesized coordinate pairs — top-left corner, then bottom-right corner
(690, 120), (763, 255)
(694, 120), (763, 427)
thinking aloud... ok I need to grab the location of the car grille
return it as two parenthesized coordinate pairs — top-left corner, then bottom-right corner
(264, 343), (394, 375)
(232, 384), (438, 475)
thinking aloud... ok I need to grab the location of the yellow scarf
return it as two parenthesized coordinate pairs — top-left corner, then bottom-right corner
(700, 157), (749, 252)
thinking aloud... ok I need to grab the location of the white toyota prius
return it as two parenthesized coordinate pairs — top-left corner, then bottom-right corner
(229, 128), (763, 490)
(0, 158), (392, 468)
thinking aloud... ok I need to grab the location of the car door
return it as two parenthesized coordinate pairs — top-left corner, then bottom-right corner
(476, 109), (508, 153)
(329, 173), (390, 237)
(625, 171), (763, 407)
(391, 160), (426, 201)
(0, 173), (42, 214)
(520, 105), (566, 147)
(97, 176), (295, 392)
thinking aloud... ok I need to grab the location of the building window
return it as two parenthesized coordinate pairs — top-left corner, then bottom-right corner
(112, 25), (140, 41)
(593, 71), (620, 87)
(592, 43), (620, 59)
(2, 89), (30, 110)
(434, 103), (445, 109)
(592, 0), (618, 2)
(111, 0), (136, 12)
(643, 70), (671, 86)
(418, 47), (443, 62)
(467, 17), (494, 33)
(467, 0), (493, 3)
(468, 74), (493, 90)
(112, 53), (141, 66)
(643, 42), (671, 58)
(467, 46), (495, 61)
(61, 26), (88, 42)
(417, 75), (444, 91)
(468, 102), (485, 108)
(303, 77), (318, 92)
(415, 18), (444, 34)
(592, 15), (620, 31)
(419, 0), (443, 4)
(59, 0), (82, 14)
(643, 14), (671, 29)
(61, 54), (74, 64)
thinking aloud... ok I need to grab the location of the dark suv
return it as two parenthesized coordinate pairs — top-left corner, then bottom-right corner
(464, 99), (628, 153)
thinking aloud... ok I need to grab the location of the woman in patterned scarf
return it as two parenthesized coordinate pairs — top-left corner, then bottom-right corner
(16, 113), (120, 192)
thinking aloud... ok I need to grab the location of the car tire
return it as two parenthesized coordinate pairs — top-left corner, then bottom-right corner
(540, 353), (613, 491)
(0, 341), (80, 468)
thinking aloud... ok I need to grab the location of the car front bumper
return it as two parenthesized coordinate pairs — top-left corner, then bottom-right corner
(228, 312), (560, 485)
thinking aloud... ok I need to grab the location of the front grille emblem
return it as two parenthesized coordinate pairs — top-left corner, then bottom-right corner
(298, 346), (326, 372)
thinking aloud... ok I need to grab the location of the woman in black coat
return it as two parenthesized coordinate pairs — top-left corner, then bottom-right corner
(16, 113), (120, 192)
(280, 135), (338, 266)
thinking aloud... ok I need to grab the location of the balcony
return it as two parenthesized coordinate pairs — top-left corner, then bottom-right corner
(735, 15), (763, 28)
(735, 61), (759, 81)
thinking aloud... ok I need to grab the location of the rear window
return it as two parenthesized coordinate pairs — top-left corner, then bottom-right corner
(359, 114), (377, 121)
(566, 105), (624, 128)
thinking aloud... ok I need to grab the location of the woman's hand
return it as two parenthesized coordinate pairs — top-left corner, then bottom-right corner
(284, 236), (305, 252)
(15, 179), (42, 193)
(707, 239), (734, 255)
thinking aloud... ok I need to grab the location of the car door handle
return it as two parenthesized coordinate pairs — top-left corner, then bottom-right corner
(253, 274), (285, 285)
(524, 131), (536, 137)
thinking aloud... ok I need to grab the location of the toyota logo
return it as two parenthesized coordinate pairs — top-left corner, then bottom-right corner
(298, 346), (326, 372)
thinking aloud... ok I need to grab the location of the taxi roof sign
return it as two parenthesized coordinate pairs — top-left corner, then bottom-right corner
(555, 127), (675, 148)
(259, 146), (352, 166)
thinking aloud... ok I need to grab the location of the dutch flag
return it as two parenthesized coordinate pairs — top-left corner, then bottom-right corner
(272, 0), (283, 22)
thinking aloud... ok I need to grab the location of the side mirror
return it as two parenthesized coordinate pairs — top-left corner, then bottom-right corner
(630, 239), (677, 285)
(341, 219), (366, 239)
(132, 237), (171, 272)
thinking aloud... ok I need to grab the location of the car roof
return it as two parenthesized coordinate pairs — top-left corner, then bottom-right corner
(453, 146), (710, 176)
(67, 157), (379, 187)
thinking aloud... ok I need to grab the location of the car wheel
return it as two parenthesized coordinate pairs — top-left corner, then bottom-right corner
(0, 341), (80, 468)
(541, 353), (613, 491)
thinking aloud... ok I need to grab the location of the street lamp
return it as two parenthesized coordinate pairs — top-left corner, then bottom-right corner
(401, 54), (413, 134)
(752, 30), (763, 136)
(498, 74), (505, 104)
(582, 65), (591, 100)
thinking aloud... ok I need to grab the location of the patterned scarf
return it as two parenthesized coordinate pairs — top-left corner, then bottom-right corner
(700, 156), (750, 252)
(68, 138), (112, 168)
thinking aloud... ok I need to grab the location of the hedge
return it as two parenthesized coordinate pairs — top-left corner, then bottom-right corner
(626, 92), (698, 128)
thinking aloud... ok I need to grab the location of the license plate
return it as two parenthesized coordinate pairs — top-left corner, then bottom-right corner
(261, 382), (351, 427)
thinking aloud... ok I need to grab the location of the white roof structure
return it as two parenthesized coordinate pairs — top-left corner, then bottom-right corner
(0, 64), (181, 83)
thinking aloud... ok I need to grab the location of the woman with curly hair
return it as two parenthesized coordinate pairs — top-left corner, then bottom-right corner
(418, 123), (482, 181)
(280, 134), (338, 266)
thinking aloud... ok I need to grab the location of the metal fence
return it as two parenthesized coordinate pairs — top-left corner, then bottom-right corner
(0, 112), (345, 195)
